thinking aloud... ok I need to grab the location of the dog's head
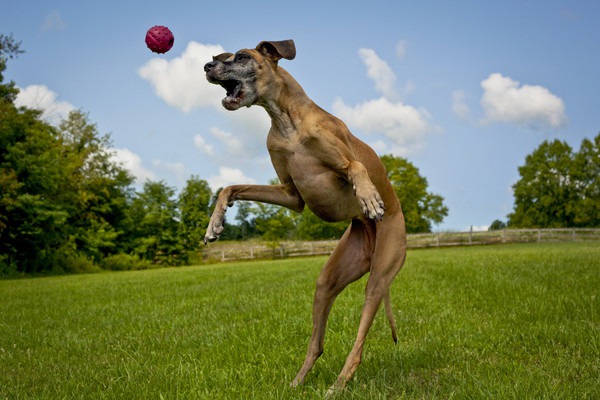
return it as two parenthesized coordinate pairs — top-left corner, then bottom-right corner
(204, 40), (296, 110)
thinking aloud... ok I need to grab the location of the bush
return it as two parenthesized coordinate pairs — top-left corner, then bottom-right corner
(101, 254), (153, 271)
(0, 255), (19, 278)
(59, 254), (101, 274)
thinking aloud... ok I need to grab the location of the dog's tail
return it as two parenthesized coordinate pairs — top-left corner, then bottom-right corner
(384, 290), (398, 344)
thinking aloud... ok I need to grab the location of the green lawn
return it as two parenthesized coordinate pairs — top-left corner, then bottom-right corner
(1, 242), (598, 399)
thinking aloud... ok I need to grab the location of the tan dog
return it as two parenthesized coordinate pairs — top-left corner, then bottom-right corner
(204, 39), (407, 393)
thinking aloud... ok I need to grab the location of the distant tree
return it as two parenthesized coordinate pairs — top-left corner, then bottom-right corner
(234, 201), (257, 239)
(489, 219), (507, 231)
(179, 176), (212, 251)
(571, 134), (600, 227)
(0, 105), (135, 273)
(57, 110), (134, 261)
(508, 140), (576, 228)
(130, 181), (186, 265)
(0, 104), (69, 272)
(295, 208), (347, 240)
(380, 155), (448, 233)
(0, 33), (24, 102)
(252, 202), (296, 242)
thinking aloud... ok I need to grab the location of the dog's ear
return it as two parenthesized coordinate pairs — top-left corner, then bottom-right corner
(256, 40), (296, 62)
(213, 52), (234, 62)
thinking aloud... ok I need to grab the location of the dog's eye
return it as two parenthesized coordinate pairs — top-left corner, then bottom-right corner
(235, 53), (250, 62)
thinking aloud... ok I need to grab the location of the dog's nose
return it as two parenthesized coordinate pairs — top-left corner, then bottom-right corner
(204, 61), (217, 73)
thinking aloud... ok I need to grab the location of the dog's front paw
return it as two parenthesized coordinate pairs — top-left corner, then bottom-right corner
(204, 210), (226, 244)
(355, 185), (385, 221)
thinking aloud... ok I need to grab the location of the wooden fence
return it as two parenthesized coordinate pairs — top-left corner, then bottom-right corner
(199, 228), (600, 263)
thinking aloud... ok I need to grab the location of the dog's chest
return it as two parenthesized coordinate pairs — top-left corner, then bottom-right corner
(268, 135), (327, 178)
(268, 139), (359, 221)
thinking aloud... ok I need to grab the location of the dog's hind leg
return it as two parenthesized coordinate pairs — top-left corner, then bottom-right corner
(384, 290), (398, 344)
(291, 220), (375, 387)
(328, 214), (406, 394)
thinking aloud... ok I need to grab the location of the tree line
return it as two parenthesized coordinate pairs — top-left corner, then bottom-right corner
(0, 35), (448, 274)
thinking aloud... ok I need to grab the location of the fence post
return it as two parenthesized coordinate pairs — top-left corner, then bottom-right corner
(221, 250), (225, 262)
(572, 229), (576, 242)
(469, 225), (473, 245)
(502, 229), (506, 243)
(250, 247), (254, 259)
(537, 229), (542, 243)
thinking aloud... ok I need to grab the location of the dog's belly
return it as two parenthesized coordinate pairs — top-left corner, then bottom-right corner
(291, 171), (361, 222)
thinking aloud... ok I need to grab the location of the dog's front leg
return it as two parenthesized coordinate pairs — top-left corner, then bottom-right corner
(204, 183), (304, 243)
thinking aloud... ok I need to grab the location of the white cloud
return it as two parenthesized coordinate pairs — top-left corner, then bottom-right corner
(403, 80), (416, 97)
(480, 73), (567, 129)
(15, 85), (74, 125)
(210, 127), (245, 155)
(332, 97), (433, 156)
(194, 134), (214, 155)
(207, 167), (256, 191)
(331, 48), (435, 156)
(452, 90), (470, 119)
(358, 48), (397, 100)
(369, 140), (388, 154)
(110, 148), (155, 184)
(221, 107), (271, 156)
(138, 41), (225, 112)
(153, 160), (187, 184)
(396, 40), (408, 60)
(43, 11), (66, 31)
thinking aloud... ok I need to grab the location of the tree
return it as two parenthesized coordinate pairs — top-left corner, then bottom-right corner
(57, 111), (135, 261)
(129, 181), (186, 265)
(508, 140), (576, 228)
(571, 134), (600, 227)
(234, 201), (257, 239)
(380, 155), (448, 233)
(0, 102), (70, 272)
(0, 33), (24, 102)
(252, 202), (297, 242)
(295, 208), (347, 240)
(489, 219), (507, 231)
(0, 104), (136, 273)
(179, 176), (212, 251)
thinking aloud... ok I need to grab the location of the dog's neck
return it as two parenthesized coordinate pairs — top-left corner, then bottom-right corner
(259, 68), (314, 138)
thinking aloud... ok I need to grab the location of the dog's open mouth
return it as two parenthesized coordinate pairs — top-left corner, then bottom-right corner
(213, 78), (244, 109)
(221, 79), (241, 99)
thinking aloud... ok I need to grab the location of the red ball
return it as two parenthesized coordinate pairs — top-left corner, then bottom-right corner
(145, 25), (174, 54)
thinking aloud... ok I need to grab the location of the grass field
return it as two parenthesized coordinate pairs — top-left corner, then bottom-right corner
(1, 242), (599, 399)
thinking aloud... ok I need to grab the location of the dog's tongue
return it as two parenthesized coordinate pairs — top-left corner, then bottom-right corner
(229, 83), (241, 98)
(222, 84), (243, 110)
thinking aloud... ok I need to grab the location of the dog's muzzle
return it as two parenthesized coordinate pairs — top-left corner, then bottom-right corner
(204, 61), (246, 110)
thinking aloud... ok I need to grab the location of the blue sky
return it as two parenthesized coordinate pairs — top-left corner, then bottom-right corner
(3, 0), (599, 231)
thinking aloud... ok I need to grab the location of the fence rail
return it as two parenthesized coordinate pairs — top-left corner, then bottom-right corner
(200, 228), (600, 263)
